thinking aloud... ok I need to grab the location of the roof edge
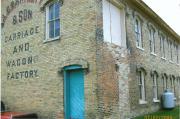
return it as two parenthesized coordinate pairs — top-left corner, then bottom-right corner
(127, 0), (180, 42)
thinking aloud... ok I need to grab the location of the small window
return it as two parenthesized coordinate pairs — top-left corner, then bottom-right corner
(152, 73), (158, 101)
(45, 1), (60, 41)
(135, 18), (143, 49)
(170, 77), (175, 94)
(170, 41), (173, 61)
(176, 45), (179, 64)
(160, 35), (165, 58)
(167, 40), (170, 59)
(162, 75), (168, 91)
(137, 70), (146, 103)
(149, 28), (155, 54)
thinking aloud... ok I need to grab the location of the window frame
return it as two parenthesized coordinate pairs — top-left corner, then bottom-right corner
(152, 74), (159, 102)
(175, 44), (179, 64)
(149, 27), (156, 55)
(102, 0), (126, 47)
(160, 35), (166, 59)
(170, 41), (173, 61)
(134, 17), (143, 50)
(45, 1), (60, 42)
(138, 70), (147, 104)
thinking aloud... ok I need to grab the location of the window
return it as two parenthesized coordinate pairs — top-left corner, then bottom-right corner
(170, 76), (175, 94)
(137, 70), (146, 104)
(149, 28), (156, 54)
(152, 73), (159, 102)
(170, 77), (174, 92)
(176, 45), (179, 64)
(170, 41), (173, 61)
(173, 78), (176, 95)
(135, 18), (143, 49)
(167, 40), (170, 59)
(102, 0), (126, 46)
(46, 1), (60, 41)
(160, 35), (165, 58)
(162, 76), (165, 91)
(165, 77), (168, 89)
(162, 75), (168, 91)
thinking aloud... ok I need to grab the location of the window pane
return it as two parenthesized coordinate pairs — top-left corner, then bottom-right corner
(49, 21), (54, 38)
(55, 19), (60, 37)
(139, 86), (142, 99)
(49, 4), (54, 20)
(55, 3), (60, 18)
(135, 20), (139, 31)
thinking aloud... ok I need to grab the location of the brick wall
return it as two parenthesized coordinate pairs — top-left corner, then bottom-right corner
(1, 0), (98, 118)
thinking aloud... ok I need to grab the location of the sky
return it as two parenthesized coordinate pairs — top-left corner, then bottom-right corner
(142, 0), (180, 36)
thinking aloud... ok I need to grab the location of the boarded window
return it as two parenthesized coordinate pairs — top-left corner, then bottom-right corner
(103, 0), (124, 46)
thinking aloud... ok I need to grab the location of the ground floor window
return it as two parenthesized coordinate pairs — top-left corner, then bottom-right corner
(137, 70), (147, 104)
(152, 73), (159, 102)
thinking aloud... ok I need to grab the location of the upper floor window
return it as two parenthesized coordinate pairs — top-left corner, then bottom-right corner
(102, 0), (126, 46)
(176, 45), (179, 64)
(160, 35), (165, 58)
(135, 18), (143, 49)
(149, 28), (156, 54)
(45, 1), (60, 41)
(170, 41), (173, 61)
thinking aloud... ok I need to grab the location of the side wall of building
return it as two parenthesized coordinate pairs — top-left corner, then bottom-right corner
(125, 1), (180, 117)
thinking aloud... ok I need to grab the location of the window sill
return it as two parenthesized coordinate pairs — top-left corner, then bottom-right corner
(139, 100), (147, 105)
(150, 53), (157, 56)
(153, 99), (160, 103)
(136, 46), (144, 51)
(169, 60), (174, 64)
(161, 57), (167, 60)
(44, 36), (60, 43)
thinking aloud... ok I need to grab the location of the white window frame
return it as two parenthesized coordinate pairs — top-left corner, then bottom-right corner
(162, 75), (168, 91)
(162, 76), (165, 91)
(167, 39), (170, 59)
(152, 74), (159, 102)
(138, 70), (147, 104)
(170, 77), (176, 94)
(175, 44), (179, 64)
(160, 35), (166, 58)
(149, 28), (156, 55)
(45, 1), (60, 42)
(170, 41), (173, 61)
(135, 18), (143, 49)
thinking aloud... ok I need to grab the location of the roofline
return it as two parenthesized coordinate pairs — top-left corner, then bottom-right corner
(127, 0), (180, 42)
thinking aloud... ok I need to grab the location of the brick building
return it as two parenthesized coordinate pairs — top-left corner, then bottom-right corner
(1, 0), (180, 119)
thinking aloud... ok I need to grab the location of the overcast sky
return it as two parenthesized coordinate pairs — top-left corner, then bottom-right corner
(142, 0), (180, 35)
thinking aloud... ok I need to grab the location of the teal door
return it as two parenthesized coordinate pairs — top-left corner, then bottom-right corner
(64, 66), (85, 119)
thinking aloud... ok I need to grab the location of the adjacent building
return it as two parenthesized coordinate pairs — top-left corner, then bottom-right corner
(1, 0), (180, 119)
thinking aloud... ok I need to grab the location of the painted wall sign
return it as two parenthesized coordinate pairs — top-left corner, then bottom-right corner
(3, 1), (42, 80)
(12, 9), (33, 25)
(1, 0), (43, 26)
(6, 55), (38, 68)
(7, 69), (39, 80)
(4, 26), (39, 43)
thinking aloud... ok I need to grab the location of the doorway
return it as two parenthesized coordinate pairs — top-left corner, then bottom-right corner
(64, 65), (85, 119)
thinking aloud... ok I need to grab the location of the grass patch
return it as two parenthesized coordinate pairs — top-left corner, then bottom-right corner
(133, 106), (180, 119)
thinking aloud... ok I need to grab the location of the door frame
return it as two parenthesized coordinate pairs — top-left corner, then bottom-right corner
(63, 65), (84, 119)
